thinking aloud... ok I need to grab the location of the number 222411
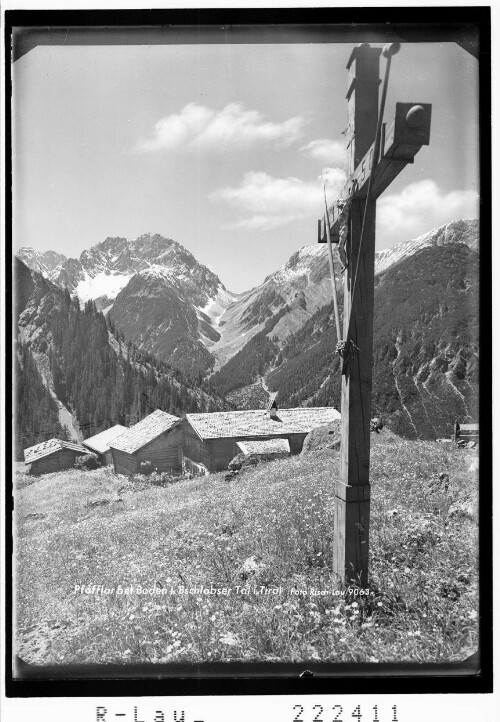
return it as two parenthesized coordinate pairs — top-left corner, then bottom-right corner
(292, 705), (399, 722)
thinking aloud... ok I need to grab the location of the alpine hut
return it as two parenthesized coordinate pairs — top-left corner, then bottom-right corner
(181, 405), (341, 473)
(24, 438), (88, 476)
(82, 425), (127, 466)
(109, 410), (182, 476)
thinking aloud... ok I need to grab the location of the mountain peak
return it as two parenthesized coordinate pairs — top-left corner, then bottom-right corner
(17, 247), (68, 277)
(375, 218), (478, 276)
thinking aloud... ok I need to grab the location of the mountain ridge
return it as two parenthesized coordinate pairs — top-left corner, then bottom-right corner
(18, 232), (236, 315)
(210, 218), (479, 369)
(16, 218), (479, 439)
(19, 232), (238, 376)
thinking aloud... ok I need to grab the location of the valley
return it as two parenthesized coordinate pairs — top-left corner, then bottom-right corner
(16, 218), (479, 442)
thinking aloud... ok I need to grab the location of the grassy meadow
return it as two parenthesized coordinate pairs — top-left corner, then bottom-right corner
(14, 431), (479, 666)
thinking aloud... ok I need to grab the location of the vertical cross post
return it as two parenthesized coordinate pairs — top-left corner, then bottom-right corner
(333, 44), (381, 588)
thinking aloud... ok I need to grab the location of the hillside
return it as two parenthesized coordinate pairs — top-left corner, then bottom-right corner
(214, 242), (479, 439)
(15, 434), (478, 665)
(210, 245), (336, 370)
(108, 271), (217, 377)
(371, 243), (479, 437)
(15, 343), (67, 454)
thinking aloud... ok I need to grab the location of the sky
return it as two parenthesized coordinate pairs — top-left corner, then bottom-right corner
(12, 34), (479, 292)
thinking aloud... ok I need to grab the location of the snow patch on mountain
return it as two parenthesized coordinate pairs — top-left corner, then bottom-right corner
(75, 272), (133, 303)
(198, 287), (238, 327)
(138, 266), (177, 283)
(266, 244), (327, 287)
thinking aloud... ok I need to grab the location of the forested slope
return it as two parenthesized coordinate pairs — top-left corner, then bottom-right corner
(14, 260), (228, 459)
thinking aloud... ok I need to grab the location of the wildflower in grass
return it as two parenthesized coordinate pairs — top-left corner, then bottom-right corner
(220, 632), (239, 646)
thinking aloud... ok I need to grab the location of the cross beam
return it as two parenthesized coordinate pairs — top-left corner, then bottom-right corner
(318, 44), (431, 588)
(318, 101), (432, 244)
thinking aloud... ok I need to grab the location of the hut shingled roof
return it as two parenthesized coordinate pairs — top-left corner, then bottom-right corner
(110, 410), (180, 454)
(185, 407), (340, 440)
(24, 438), (87, 464)
(83, 425), (128, 454)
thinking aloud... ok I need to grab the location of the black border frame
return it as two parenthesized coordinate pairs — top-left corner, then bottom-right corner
(4, 5), (492, 698)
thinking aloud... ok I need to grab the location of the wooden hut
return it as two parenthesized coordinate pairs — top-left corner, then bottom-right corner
(454, 421), (479, 445)
(24, 438), (88, 476)
(182, 405), (341, 473)
(109, 410), (182, 476)
(82, 425), (128, 465)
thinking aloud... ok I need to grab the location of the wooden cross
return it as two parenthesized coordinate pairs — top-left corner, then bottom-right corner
(318, 43), (431, 587)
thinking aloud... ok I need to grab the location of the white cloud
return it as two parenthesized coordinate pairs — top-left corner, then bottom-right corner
(300, 138), (347, 166)
(210, 168), (347, 231)
(136, 102), (305, 152)
(319, 167), (347, 193)
(378, 180), (479, 240)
